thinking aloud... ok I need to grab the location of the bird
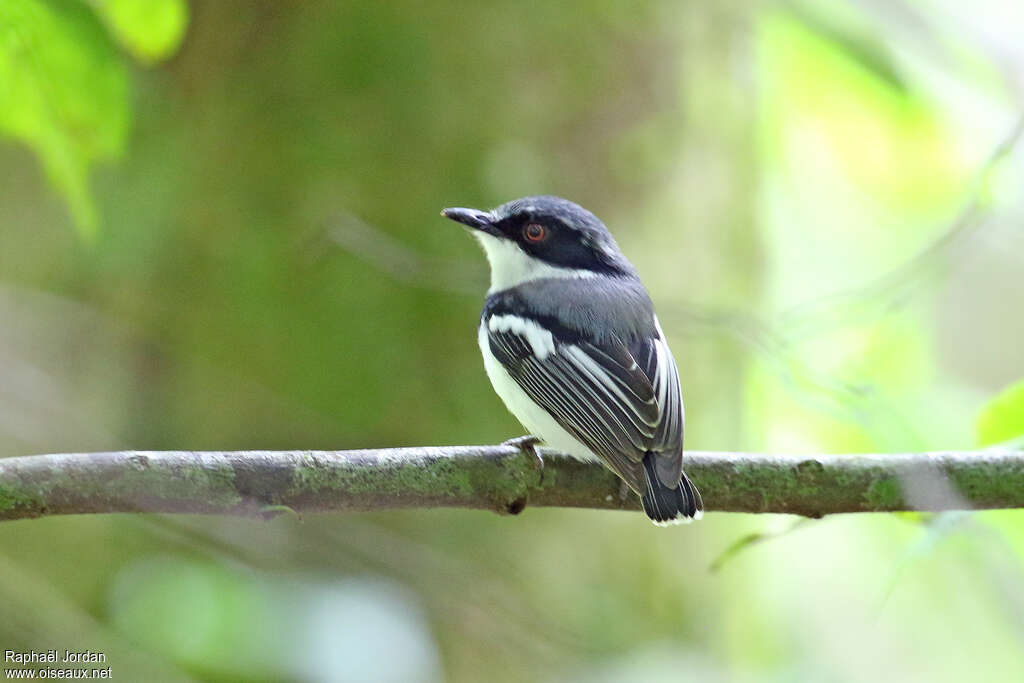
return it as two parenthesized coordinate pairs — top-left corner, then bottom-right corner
(441, 195), (702, 525)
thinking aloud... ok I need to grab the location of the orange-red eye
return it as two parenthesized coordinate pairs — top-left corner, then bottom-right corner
(523, 223), (546, 242)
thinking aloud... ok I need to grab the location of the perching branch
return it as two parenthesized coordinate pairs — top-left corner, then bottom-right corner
(1, 447), (1023, 522)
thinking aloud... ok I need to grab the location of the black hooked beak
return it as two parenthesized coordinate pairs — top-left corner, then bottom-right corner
(440, 207), (497, 234)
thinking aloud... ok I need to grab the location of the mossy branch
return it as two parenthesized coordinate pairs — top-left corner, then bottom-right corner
(1, 447), (1023, 522)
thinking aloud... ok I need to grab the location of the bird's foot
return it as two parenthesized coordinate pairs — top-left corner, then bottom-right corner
(502, 435), (544, 482)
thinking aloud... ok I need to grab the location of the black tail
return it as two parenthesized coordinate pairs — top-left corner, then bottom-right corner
(640, 454), (703, 525)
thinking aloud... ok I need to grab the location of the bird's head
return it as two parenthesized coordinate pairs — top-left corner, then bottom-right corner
(441, 195), (635, 292)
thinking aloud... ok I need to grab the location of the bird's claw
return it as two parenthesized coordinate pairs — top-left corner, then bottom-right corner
(502, 435), (544, 481)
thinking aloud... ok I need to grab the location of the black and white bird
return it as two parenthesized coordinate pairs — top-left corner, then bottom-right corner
(441, 195), (702, 525)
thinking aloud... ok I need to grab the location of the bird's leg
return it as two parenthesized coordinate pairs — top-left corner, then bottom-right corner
(502, 435), (544, 480)
(618, 479), (631, 503)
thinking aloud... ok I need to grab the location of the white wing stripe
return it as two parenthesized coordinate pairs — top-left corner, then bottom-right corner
(564, 346), (658, 433)
(543, 359), (642, 451)
(488, 314), (556, 359)
(518, 362), (622, 456)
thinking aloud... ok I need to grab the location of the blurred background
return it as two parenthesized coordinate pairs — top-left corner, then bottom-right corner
(2, 1), (1024, 681)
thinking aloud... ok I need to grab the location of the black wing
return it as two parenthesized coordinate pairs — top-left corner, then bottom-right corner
(488, 318), (684, 493)
(628, 333), (685, 487)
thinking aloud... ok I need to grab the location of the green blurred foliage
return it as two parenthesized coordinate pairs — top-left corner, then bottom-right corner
(761, 13), (964, 215)
(1, 1), (1024, 681)
(977, 379), (1024, 446)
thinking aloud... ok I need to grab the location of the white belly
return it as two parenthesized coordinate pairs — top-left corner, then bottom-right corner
(478, 322), (599, 462)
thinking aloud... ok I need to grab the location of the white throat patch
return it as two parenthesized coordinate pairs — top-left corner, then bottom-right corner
(474, 232), (596, 293)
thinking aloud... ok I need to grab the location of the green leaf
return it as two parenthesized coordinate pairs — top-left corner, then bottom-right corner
(90, 0), (189, 64)
(0, 0), (130, 238)
(977, 378), (1024, 446)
